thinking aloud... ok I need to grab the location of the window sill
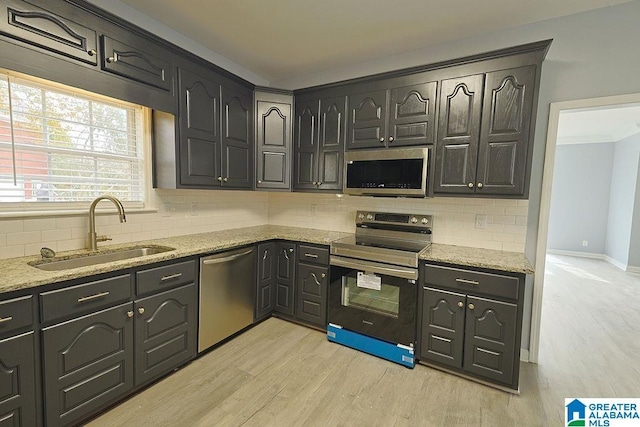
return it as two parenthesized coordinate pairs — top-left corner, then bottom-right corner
(0, 207), (159, 220)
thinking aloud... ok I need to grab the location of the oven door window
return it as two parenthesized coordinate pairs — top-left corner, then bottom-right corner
(342, 274), (399, 319)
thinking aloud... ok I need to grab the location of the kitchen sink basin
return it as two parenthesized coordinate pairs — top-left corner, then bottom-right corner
(30, 245), (175, 271)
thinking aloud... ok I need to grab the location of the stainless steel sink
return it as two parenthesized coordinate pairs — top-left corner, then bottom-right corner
(30, 245), (175, 271)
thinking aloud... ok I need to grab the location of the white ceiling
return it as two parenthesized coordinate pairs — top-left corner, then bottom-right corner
(117, 0), (633, 83)
(558, 104), (640, 145)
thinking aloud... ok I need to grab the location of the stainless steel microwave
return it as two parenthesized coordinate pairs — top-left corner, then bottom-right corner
(343, 147), (430, 197)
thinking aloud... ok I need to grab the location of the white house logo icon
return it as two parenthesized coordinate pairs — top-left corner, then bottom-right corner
(566, 399), (586, 426)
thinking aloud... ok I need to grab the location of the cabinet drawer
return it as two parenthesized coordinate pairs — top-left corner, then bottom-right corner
(40, 274), (132, 323)
(0, 295), (33, 336)
(423, 264), (519, 300)
(136, 259), (196, 295)
(298, 244), (329, 265)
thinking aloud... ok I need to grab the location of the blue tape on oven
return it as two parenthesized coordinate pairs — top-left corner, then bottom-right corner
(327, 323), (414, 368)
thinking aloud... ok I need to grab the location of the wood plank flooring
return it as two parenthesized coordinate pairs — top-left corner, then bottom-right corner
(88, 255), (640, 426)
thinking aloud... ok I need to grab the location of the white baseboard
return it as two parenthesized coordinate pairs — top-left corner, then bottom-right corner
(520, 348), (530, 363)
(546, 249), (605, 259)
(604, 255), (628, 271)
(626, 265), (640, 274)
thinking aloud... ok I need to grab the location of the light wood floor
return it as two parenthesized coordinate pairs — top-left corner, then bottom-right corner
(89, 255), (640, 426)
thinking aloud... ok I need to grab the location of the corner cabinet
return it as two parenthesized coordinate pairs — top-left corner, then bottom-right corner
(255, 90), (293, 190)
(434, 66), (537, 197)
(293, 95), (346, 191)
(418, 263), (525, 390)
(256, 242), (296, 320)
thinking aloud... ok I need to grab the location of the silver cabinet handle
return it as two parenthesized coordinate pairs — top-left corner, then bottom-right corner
(317, 182), (322, 186)
(313, 181), (317, 185)
(223, 177), (228, 182)
(257, 180), (262, 184)
(389, 136), (394, 142)
(87, 49), (97, 56)
(457, 302), (464, 308)
(106, 52), (118, 63)
(477, 182), (483, 188)
(77, 291), (110, 303)
(321, 272), (326, 278)
(379, 137), (385, 143)
(289, 248), (294, 253)
(138, 307), (145, 315)
(127, 311), (134, 318)
(202, 249), (253, 265)
(468, 182), (474, 188)
(217, 176), (223, 182)
(0, 316), (13, 324)
(468, 303), (475, 310)
(160, 273), (182, 281)
(455, 278), (479, 286)
(304, 253), (319, 259)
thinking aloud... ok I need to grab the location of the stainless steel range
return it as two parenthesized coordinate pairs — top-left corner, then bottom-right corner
(327, 211), (432, 363)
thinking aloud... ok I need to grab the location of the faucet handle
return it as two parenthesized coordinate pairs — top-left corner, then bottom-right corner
(96, 235), (112, 243)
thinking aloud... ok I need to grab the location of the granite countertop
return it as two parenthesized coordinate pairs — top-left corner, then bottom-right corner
(420, 243), (534, 274)
(0, 225), (533, 294)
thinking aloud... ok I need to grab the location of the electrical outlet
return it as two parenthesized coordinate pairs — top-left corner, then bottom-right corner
(475, 214), (488, 229)
(582, 240), (589, 247)
(310, 204), (317, 216)
(190, 202), (199, 216)
(161, 202), (171, 217)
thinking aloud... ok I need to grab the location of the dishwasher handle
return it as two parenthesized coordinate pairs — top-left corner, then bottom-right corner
(202, 249), (254, 265)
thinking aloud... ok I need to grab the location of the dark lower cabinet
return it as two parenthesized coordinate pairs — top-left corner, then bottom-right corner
(0, 332), (38, 427)
(295, 262), (328, 327)
(134, 283), (197, 386)
(255, 242), (276, 320)
(274, 242), (296, 316)
(419, 264), (523, 390)
(42, 302), (134, 427)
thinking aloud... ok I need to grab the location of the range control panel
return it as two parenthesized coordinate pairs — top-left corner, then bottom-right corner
(355, 211), (433, 228)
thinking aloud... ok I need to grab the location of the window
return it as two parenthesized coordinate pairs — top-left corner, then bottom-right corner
(0, 71), (146, 209)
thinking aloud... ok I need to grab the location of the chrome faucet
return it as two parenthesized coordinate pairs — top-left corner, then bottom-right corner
(87, 195), (127, 251)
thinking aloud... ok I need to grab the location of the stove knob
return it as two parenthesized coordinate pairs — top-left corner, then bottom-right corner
(411, 216), (418, 224)
(366, 214), (374, 220)
(358, 213), (365, 220)
(421, 218), (429, 225)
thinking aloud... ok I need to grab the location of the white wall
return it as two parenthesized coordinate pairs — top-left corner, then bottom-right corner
(269, 193), (528, 252)
(628, 155), (640, 269)
(605, 133), (640, 268)
(547, 142), (614, 255)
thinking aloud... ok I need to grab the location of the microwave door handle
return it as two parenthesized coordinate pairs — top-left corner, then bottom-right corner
(330, 256), (418, 280)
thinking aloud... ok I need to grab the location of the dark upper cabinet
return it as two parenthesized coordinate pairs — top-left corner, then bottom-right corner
(0, 332), (38, 427)
(177, 65), (222, 187)
(221, 84), (254, 189)
(134, 283), (197, 386)
(42, 302), (134, 427)
(0, 0), (98, 66)
(256, 242), (275, 320)
(255, 90), (293, 190)
(293, 96), (346, 191)
(434, 66), (537, 197)
(100, 35), (172, 91)
(274, 242), (296, 317)
(434, 74), (484, 194)
(476, 66), (536, 195)
(346, 81), (437, 150)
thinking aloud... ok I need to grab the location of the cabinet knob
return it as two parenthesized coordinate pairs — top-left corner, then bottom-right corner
(477, 182), (483, 188)
(317, 182), (322, 186)
(106, 55), (117, 63)
(223, 177), (228, 182)
(87, 49), (97, 56)
(457, 301), (464, 308)
(468, 182), (474, 188)
(379, 137), (385, 143)
(468, 303), (475, 310)
(313, 181), (317, 185)
(127, 311), (134, 318)
(217, 176), (223, 182)
(389, 136), (394, 142)
(289, 248), (294, 252)
(138, 307), (145, 315)
(258, 180), (262, 184)
(321, 273), (326, 278)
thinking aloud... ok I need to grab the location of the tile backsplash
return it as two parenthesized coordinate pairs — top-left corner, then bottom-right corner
(0, 190), (528, 260)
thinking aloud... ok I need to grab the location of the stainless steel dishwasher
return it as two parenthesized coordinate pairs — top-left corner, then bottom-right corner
(198, 246), (256, 353)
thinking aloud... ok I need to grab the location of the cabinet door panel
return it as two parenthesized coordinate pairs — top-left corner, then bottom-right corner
(274, 243), (295, 316)
(255, 243), (275, 320)
(318, 96), (346, 190)
(135, 284), (196, 386)
(463, 296), (517, 384)
(420, 288), (465, 369)
(178, 67), (221, 187)
(296, 263), (327, 327)
(42, 303), (133, 427)
(256, 101), (291, 189)
(0, 0), (98, 65)
(221, 85), (252, 188)
(434, 75), (484, 194)
(476, 66), (536, 195)
(389, 82), (437, 146)
(347, 91), (387, 149)
(100, 35), (171, 91)
(0, 332), (37, 427)
(293, 99), (319, 190)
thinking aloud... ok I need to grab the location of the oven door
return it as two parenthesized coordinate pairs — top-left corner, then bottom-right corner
(328, 256), (417, 346)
